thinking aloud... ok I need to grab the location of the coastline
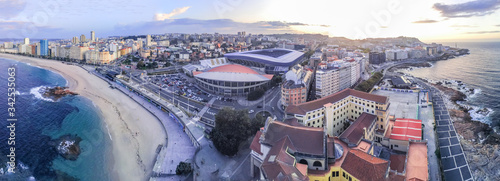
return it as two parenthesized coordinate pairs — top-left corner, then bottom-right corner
(389, 61), (500, 180)
(0, 53), (166, 180)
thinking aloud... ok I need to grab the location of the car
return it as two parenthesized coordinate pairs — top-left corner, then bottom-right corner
(248, 110), (254, 114)
(257, 105), (262, 108)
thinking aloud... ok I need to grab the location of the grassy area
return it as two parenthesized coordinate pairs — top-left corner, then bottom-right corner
(354, 71), (383, 92)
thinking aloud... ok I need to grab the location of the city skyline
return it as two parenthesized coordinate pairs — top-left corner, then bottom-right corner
(0, 0), (499, 42)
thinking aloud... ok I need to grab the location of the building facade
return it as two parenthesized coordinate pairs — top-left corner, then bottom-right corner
(281, 65), (313, 108)
(315, 61), (360, 98)
(368, 52), (386, 65)
(39, 39), (48, 56)
(285, 89), (390, 139)
(193, 64), (273, 96)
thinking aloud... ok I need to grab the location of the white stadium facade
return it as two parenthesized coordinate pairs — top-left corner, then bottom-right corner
(193, 64), (274, 96)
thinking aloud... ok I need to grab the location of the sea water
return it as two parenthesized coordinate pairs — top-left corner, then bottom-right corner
(0, 58), (112, 180)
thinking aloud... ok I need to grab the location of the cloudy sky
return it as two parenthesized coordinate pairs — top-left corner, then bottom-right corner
(1, 0), (499, 42)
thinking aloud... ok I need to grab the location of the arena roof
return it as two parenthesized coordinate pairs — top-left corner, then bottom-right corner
(224, 48), (305, 67)
(389, 118), (422, 141)
(194, 64), (273, 82)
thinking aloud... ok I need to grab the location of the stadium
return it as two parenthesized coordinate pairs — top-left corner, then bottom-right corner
(193, 64), (274, 96)
(224, 48), (305, 74)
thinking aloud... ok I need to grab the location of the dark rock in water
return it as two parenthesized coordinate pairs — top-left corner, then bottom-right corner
(49, 134), (82, 161)
(43, 86), (78, 101)
(55, 170), (80, 181)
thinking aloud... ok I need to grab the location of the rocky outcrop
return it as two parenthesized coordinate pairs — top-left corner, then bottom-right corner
(43, 86), (78, 101)
(49, 134), (82, 161)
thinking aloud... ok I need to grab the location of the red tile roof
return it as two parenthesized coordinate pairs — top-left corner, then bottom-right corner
(250, 131), (263, 155)
(339, 113), (377, 146)
(207, 64), (259, 74)
(261, 137), (309, 181)
(285, 89), (388, 115)
(262, 121), (325, 155)
(341, 149), (390, 181)
(406, 141), (428, 181)
(390, 119), (422, 141)
(389, 154), (406, 173)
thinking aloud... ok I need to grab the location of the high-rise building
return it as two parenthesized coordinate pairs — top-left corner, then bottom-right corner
(24, 38), (30, 45)
(80, 34), (86, 43)
(146, 34), (151, 47)
(72, 37), (79, 44)
(315, 61), (361, 98)
(40, 39), (48, 56)
(369, 52), (386, 65)
(91, 31), (95, 42)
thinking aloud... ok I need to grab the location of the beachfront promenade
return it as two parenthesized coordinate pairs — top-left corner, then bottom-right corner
(88, 69), (206, 180)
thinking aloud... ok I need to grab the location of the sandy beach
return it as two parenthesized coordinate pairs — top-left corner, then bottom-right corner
(0, 53), (166, 180)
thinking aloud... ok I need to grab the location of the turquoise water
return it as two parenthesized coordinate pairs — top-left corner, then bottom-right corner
(0, 58), (113, 180)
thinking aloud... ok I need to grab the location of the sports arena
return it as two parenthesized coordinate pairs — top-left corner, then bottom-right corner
(224, 48), (305, 74)
(193, 64), (274, 96)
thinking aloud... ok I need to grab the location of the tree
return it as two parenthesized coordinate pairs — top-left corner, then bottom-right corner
(354, 71), (383, 92)
(137, 61), (145, 69)
(210, 108), (252, 156)
(247, 88), (265, 101)
(175, 162), (193, 175)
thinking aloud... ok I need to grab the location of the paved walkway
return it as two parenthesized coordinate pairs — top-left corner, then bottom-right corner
(430, 87), (473, 181)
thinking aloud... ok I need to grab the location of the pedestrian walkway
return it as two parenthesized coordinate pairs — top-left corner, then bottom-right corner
(197, 97), (216, 117)
(431, 88), (473, 181)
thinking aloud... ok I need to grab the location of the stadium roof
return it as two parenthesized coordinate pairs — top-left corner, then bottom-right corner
(389, 118), (422, 141)
(224, 48), (305, 67)
(194, 64), (273, 82)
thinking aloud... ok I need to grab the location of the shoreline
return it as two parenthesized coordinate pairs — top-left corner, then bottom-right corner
(0, 53), (166, 180)
(388, 61), (500, 180)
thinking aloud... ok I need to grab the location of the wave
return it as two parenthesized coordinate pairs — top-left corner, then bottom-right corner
(105, 124), (113, 141)
(457, 102), (493, 125)
(30, 86), (54, 102)
(18, 162), (29, 170)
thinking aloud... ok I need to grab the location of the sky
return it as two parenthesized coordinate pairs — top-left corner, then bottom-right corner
(0, 0), (499, 42)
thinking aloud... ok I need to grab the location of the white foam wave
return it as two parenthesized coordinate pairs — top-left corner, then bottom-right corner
(30, 86), (54, 102)
(106, 124), (113, 141)
(458, 102), (493, 125)
(18, 162), (29, 170)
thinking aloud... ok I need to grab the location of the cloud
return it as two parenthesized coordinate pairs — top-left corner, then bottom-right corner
(465, 30), (500, 34)
(433, 0), (500, 18)
(496, 24), (500, 27)
(154, 6), (190, 21)
(412, 20), (439, 23)
(0, 20), (62, 39)
(114, 18), (305, 36)
(0, 0), (27, 19)
(450, 24), (478, 28)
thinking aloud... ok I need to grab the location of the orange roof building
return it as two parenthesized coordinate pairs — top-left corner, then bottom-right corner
(406, 141), (429, 181)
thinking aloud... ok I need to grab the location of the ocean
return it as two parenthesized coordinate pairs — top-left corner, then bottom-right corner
(0, 58), (112, 180)
(407, 42), (500, 127)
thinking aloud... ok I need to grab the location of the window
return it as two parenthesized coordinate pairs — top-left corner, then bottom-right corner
(336, 171), (339, 177)
(349, 176), (352, 181)
(343, 172), (346, 178)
